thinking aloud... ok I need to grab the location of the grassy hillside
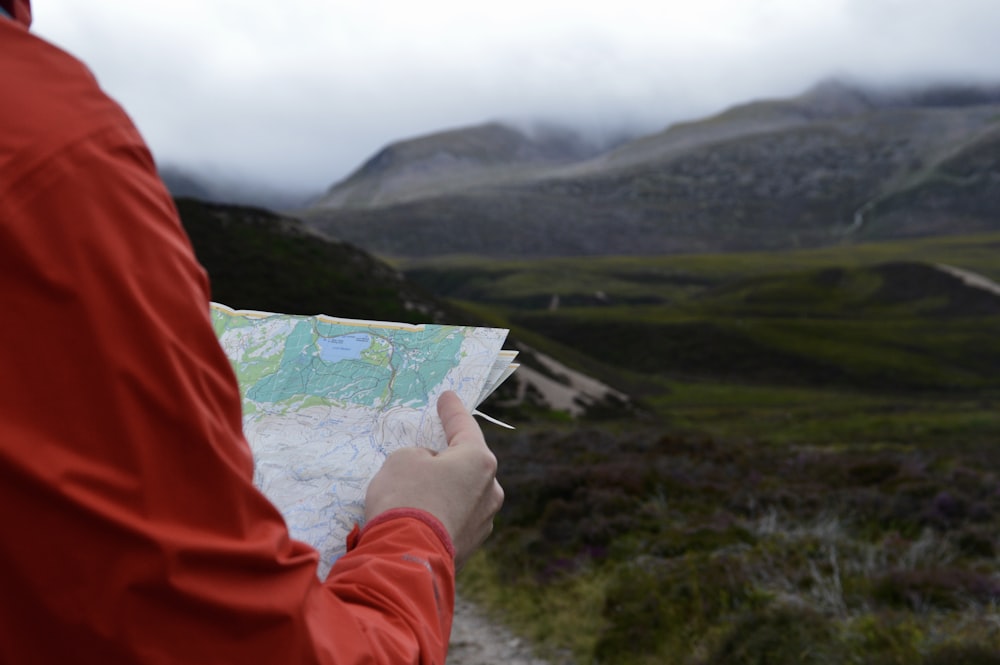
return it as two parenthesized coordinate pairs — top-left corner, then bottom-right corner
(403, 232), (1000, 303)
(509, 263), (1000, 393)
(404, 233), (1000, 391)
(402, 235), (1000, 438)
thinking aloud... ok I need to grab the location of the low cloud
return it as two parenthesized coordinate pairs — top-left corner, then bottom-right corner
(32, 0), (1000, 197)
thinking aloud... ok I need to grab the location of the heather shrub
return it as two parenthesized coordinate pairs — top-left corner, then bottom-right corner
(701, 605), (844, 665)
(923, 644), (1000, 665)
(871, 568), (1000, 610)
(464, 424), (1000, 664)
(594, 553), (762, 664)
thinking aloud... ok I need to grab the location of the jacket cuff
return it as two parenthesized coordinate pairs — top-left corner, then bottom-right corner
(348, 509), (455, 559)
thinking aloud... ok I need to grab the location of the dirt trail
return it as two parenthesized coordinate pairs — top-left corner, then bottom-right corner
(936, 263), (1000, 297)
(447, 596), (572, 665)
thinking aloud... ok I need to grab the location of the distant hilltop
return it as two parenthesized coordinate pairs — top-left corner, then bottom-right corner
(309, 121), (625, 210)
(297, 79), (1000, 259)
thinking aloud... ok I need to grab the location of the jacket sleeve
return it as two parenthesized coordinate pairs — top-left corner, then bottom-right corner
(0, 97), (454, 665)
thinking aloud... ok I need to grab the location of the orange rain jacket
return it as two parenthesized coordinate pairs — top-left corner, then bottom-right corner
(0, 4), (456, 663)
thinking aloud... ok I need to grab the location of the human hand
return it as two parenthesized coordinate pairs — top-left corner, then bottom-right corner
(364, 391), (505, 568)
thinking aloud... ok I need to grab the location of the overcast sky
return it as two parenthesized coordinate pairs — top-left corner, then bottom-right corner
(31, 0), (1000, 197)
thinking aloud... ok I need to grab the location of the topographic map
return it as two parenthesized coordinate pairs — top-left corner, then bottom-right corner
(211, 303), (516, 577)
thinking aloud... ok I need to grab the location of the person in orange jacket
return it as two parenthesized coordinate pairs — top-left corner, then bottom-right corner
(0, 2), (504, 663)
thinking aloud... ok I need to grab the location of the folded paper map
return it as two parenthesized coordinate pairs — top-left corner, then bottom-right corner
(211, 303), (518, 576)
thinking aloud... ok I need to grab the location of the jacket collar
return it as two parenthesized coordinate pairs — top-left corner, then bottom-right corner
(0, 0), (30, 27)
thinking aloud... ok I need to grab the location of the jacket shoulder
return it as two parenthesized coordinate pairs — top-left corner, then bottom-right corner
(0, 23), (138, 182)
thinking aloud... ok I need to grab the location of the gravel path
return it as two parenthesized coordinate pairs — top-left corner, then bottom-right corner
(447, 596), (571, 665)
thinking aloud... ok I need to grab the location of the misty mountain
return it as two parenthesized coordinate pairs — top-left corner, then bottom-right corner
(301, 80), (1000, 258)
(159, 165), (215, 201)
(311, 121), (619, 209)
(869, 81), (1000, 109)
(160, 165), (315, 213)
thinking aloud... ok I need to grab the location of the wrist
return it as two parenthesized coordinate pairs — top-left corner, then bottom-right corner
(350, 508), (456, 559)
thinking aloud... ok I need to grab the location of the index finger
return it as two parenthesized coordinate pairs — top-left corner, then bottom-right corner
(437, 390), (486, 449)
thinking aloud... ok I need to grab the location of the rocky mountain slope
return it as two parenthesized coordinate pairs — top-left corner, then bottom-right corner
(302, 81), (1000, 258)
(311, 122), (612, 210)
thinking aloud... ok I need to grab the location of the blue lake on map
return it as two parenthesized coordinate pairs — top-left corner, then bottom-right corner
(316, 333), (373, 363)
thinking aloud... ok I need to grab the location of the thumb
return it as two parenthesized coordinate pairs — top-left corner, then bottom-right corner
(437, 390), (484, 449)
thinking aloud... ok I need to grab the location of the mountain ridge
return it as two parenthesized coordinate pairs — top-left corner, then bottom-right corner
(301, 80), (1000, 259)
(312, 121), (616, 209)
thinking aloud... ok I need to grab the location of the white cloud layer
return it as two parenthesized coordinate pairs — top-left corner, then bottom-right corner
(30, 0), (1000, 195)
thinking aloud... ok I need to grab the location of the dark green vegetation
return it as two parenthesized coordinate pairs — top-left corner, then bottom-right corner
(404, 235), (1000, 663)
(175, 198), (437, 322)
(303, 81), (1000, 258)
